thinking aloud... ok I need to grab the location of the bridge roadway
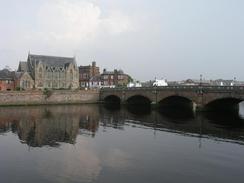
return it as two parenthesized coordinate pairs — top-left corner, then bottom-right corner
(100, 85), (244, 111)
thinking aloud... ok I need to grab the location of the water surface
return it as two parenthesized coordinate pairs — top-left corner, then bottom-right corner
(0, 103), (244, 183)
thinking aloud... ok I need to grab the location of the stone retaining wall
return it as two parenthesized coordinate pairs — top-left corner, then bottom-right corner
(0, 90), (99, 106)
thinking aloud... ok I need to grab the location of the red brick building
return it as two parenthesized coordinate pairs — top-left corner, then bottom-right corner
(101, 69), (130, 87)
(79, 62), (100, 88)
(0, 69), (16, 91)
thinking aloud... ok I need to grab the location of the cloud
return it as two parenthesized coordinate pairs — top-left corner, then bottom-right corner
(31, 0), (133, 47)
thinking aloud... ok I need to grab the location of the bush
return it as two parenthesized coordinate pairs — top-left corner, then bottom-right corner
(43, 88), (52, 98)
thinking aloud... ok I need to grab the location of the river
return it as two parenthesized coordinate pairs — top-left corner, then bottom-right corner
(0, 103), (244, 183)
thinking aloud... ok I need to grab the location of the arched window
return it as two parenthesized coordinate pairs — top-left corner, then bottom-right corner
(38, 67), (43, 78)
(70, 70), (73, 80)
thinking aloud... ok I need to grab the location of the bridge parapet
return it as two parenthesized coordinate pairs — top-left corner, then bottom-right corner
(101, 85), (244, 92)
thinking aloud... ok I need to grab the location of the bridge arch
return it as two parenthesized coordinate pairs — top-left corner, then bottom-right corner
(158, 95), (196, 111)
(205, 97), (244, 111)
(103, 95), (121, 104)
(126, 95), (152, 106)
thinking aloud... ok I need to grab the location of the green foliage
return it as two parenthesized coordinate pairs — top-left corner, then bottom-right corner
(128, 75), (134, 83)
(43, 88), (52, 98)
(15, 87), (21, 91)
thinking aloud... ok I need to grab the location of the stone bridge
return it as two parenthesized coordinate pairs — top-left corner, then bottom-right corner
(100, 86), (244, 111)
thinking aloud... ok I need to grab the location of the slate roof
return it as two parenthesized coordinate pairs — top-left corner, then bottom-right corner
(90, 75), (101, 81)
(17, 61), (27, 72)
(102, 69), (124, 75)
(0, 69), (15, 80)
(28, 54), (76, 68)
(14, 72), (24, 79)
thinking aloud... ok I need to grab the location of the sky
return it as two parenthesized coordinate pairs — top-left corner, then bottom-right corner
(0, 0), (243, 81)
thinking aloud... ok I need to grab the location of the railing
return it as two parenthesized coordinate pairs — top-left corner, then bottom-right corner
(101, 85), (244, 92)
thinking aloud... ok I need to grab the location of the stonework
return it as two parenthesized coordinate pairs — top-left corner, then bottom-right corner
(18, 53), (79, 90)
(0, 90), (99, 106)
(18, 72), (34, 90)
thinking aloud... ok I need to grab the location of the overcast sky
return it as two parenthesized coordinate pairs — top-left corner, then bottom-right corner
(0, 0), (243, 81)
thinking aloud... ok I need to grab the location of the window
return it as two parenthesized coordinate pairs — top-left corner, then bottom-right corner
(70, 70), (73, 80)
(53, 72), (58, 79)
(60, 72), (65, 79)
(38, 67), (43, 78)
(118, 75), (124, 80)
(53, 81), (58, 88)
(47, 72), (52, 78)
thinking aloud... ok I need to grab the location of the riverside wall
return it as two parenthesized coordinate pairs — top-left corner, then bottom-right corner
(0, 90), (100, 106)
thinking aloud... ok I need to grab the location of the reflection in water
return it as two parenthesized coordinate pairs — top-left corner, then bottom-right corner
(158, 107), (195, 122)
(0, 104), (244, 147)
(0, 106), (100, 147)
(126, 104), (151, 115)
(1, 105), (244, 183)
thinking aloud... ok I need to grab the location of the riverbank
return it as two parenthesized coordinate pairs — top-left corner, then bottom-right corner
(0, 90), (100, 106)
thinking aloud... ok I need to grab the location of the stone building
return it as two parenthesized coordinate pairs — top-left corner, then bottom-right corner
(79, 61), (100, 88)
(17, 53), (79, 90)
(0, 69), (16, 91)
(101, 69), (130, 87)
(15, 72), (34, 90)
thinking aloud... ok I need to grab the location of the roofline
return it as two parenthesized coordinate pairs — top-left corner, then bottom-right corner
(28, 53), (75, 60)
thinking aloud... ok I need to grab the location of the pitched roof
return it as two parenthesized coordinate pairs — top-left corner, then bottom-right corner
(102, 69), (124, 75)
(17, 61), (27, 72)
(28, 54), (76, 68)
(0, 69), (15, 80)
(90, 75), (101, 81)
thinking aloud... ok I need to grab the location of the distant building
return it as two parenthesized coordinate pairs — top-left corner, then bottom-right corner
(153, 79), (168, 87)
(0, 69), (16, 91)
(127, 81), (142, 88)
(210, 79), (234, 86)
(141, 80), (154, 87)
(180, 79), (211, 86)
(88, 75), (102, 89)
(79, 61), (100, 88)
(17, 53), (79, 90)
(101, 69), (130, 87)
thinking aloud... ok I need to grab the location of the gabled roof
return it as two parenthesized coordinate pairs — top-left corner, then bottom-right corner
(17, 61), (27, 72)
(90, 75), (101, 81)
(102, 69), (124, 75)
(28, 54), (76, 68)
(0, 69), (15, 80)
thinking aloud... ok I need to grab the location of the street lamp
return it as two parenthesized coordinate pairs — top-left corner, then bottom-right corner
(200, 74), (202, 86)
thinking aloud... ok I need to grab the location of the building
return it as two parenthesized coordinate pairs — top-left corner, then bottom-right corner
(153, 79), (168, 87)
(0, 69), (15, 91)
(210, 79), (235, 86)
(79, 62), (100, 88)
(127, 81), (142, 88)
(179, 79), (211, 86)
(15, 72), (35, 90)
(17, 53), (79, 90)
(88, 75), (102, 89)
(101, 69), (130, 87)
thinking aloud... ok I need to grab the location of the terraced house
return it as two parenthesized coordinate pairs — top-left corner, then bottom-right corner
(0, 69), (15, 91)
(17, 53), (79, 90)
